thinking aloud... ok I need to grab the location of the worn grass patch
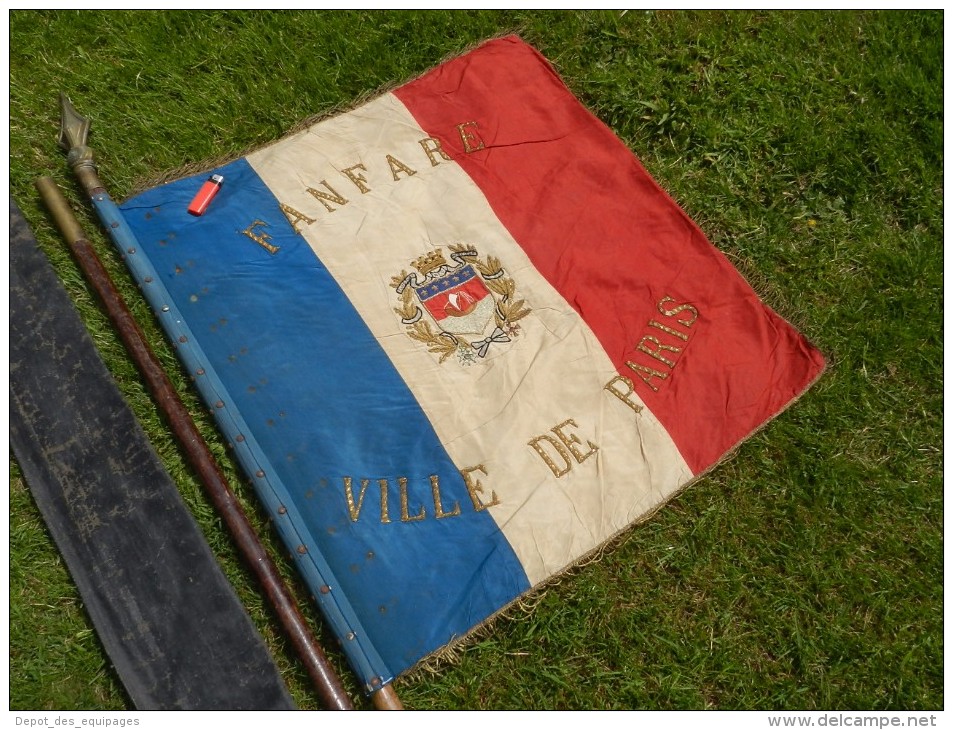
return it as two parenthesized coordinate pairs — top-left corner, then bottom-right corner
(9, 10), (941, 710)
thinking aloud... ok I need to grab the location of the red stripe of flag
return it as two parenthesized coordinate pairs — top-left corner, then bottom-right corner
(395, 36), (825, 474)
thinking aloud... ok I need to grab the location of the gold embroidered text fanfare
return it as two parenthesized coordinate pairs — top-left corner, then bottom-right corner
(271, 125), (480, 234)
(242, 122), (483, 252)
(242, 219), (280, 254)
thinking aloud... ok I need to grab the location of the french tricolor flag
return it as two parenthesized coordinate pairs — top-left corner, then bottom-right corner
(119, 36), (825, 691)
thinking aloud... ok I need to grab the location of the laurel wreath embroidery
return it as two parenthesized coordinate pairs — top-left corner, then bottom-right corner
(391, 244), (531, 365)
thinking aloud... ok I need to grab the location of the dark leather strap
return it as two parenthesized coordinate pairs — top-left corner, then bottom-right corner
(9, 199), (296, 711)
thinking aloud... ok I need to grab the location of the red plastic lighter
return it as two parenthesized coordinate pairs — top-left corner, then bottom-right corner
(188, 174), (224, 216)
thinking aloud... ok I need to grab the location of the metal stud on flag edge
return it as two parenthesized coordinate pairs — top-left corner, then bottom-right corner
(49, 34), (824, 707)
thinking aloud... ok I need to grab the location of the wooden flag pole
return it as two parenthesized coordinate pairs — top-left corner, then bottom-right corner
(52, 93), (405, 710)
(371, 685), (403, 710)
(35, 173), (360, 711)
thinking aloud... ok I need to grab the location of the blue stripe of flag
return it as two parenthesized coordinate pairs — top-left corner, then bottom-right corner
(121, 158), (530, 680)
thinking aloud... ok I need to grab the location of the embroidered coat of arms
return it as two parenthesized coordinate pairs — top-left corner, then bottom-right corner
(392, 245), (531, 365)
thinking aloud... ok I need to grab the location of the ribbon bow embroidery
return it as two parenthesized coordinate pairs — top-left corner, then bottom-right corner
(471, 327), (511, 358)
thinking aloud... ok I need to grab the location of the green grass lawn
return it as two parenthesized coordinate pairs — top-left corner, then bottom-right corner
(8, 10), (942, 710)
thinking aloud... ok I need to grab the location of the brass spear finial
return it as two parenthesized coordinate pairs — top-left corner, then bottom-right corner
(58, 93), (104, 195)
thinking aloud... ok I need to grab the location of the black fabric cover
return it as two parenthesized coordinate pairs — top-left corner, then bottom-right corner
(9, 199), (296, 711)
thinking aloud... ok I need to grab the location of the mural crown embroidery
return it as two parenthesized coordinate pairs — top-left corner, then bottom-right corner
(413, 250), (448, 275)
